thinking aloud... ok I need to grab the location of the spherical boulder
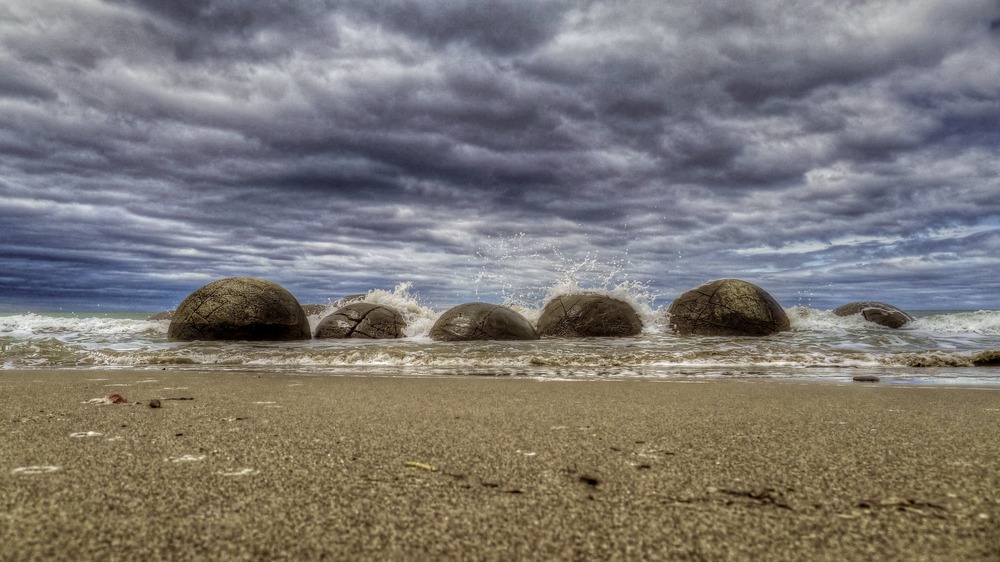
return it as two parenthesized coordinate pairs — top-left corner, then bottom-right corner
(536, 293), (643, 337)
(429, 303), (539, 341)
(833, 301), (912, 329)
(667, 279), (790, 337)
(314, 303), (406, 339)
(168, 277), (311, 341)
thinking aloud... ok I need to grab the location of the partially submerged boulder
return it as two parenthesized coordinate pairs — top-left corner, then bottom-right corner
(148, 310), (174, 321)
(536, 293), (643, 337)
(168, 277), (311, 341)
(833, 301), (913, 329)
(667, 279), (790, 337)
(302, 295), (367, 320)
(429, 303), (539, 341)
(314, 303), (406, 339)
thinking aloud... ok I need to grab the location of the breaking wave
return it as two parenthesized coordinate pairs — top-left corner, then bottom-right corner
(3, 302), (1000, 387)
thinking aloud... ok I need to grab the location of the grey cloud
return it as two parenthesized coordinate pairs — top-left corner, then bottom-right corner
(351, 1), (572, 55)
(104, 0), (341, 62)
(0, 67), (58, 101)
(1, 0), (999, 311)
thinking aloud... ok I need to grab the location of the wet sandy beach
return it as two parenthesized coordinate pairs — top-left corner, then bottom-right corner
(2, 370), (999, 560)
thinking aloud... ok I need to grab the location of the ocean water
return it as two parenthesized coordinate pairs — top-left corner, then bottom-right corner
(3, 285), (1000, 387)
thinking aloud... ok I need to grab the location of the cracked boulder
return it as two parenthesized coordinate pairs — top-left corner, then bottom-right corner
(168, 277), (311, 341)
(536, 293), (643, 337)
(833, 301), (913, 329)
(314, 303), (406, 339)
(667, 279), (790, 337)
(429, 303), (539, 341)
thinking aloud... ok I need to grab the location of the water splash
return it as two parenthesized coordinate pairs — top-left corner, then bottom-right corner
(362, 282), (440, 337)
(539, 263), (662, 332)
(469, 232), (550, 308)
(786, 306), (874, 332)
(468, 232), (662, 329)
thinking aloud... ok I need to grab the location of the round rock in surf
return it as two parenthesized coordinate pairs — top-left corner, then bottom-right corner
(314, 303), (406, 339)
(429, 303), (539, 341)
(667, 279), (790, 337)
(168, 277), (311, 342)
(536, 294), (643, 337)
(833, 301), (913, 329)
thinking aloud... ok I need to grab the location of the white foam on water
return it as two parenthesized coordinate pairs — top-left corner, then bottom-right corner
(69, 431), (103, 438)
(3, 299), (1000, 386)
(786, 306), (875, 332)
(0, 313), (164, 338)
(911, 310), (1000, 335)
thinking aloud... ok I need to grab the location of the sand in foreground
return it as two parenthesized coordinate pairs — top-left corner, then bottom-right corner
(1, 370), (998, 561)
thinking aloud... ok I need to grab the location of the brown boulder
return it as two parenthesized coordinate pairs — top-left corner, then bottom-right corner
(536, 294), (643, 337)
(314, 303), (406, 339)
(168, 277), (311, 341)
(667, 279), (790, 336)
(833, 301), (912, 329)
(429, 303), (539, 341)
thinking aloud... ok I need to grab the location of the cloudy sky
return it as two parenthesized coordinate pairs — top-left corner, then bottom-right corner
(2, 0), (999, 313)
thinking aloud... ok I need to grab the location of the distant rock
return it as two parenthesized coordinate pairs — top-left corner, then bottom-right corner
(536, 294), (643, 337)
(833, 301), (913, 329)
(333, 294), (367, 306)
(148, 310), (174, 321)
(314, 303), (406, 339)
(667, 279), (790, 336)
(429, 303), (539, 341)
(300, 304), (329, 317)
(168, 277), (311, 342)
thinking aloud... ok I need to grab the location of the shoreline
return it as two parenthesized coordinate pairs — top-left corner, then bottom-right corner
(2, 370), (999, 560)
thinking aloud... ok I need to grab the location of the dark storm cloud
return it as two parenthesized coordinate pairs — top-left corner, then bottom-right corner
(104, 0), (342, 62)
(1, 0), (999, 311)
(351, 1), (572, 55)
(0, 67), (58, 101)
